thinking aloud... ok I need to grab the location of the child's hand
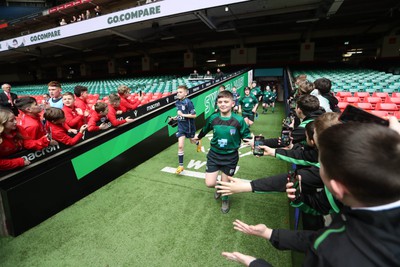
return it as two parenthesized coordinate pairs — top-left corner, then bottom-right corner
(258, 145), (275, 157)
(125, 116), (135, 123)
(84, 110), (90, 117)
(221, 251), (256, 266)
(232, 219), (272, 239)
(116, 110), (123, 115)
(177, 110), (183, 117)
(49, 140), (59, 146)
(79, 124), (88, 133)
(23, 158), (31, 166)
(99, 122), (110, 130)
(215, 177), (252, 195)
(191, 136), (199, 144)
(68, 128), (78, 134)
(75, 108), (83, 115)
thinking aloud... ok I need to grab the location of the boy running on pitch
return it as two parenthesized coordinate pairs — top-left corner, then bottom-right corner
(192, 90), (251, 213)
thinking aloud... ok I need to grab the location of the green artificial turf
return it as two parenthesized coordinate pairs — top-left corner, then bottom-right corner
(0, 103), (293, 267)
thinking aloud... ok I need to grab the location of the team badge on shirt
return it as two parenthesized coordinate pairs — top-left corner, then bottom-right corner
(230, 128), (236, 135)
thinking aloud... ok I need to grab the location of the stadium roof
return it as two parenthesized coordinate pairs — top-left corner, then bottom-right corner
(0, 0), (399, 67)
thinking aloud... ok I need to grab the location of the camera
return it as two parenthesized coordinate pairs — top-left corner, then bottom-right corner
(287, 170), (301, 202)
(339, 104), (389, 126)
(280, 130), (291, 146)
(253, 135), (265, 156)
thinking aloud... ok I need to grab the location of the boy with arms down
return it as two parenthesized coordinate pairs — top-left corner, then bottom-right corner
(15, 96), (46, 139)
(192, 91), (251, 213)
(222, 120), (400, 266)
(173, 85), (197, 174)
(239, 87), (258, 127)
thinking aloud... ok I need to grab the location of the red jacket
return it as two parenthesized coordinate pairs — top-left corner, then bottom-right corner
(17, 112), (46, 140)
(0, 126), (49, 170)
(87, 112), (107, 132)
(63, 105), (85, 129)
(119, 95), (140, 112)
(107, 104), (126, 126)
(46, 121), (83, 146)
(74, 97), (90, 113)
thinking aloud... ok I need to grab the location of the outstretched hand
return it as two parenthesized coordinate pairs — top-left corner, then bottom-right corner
(215, 176), (252, 196)
(221, 251), (256, 266)
(232, 219), (272, 240)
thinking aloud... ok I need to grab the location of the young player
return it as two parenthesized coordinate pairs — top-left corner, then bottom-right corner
(173, 85), (198, 174)
(192, 90), (251, 213)
(232, 86), (240, 113)
(238, 87), (258, 127)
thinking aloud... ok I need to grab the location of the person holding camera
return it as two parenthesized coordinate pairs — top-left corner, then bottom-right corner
(263, 94), (323, 148)
(222, 120), (400, 267)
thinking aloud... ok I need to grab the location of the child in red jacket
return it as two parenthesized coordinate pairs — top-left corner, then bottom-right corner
(15, 96), (47, 140)
(44, 107), (87, 146)
(117, 85), (141, 112)
(87, 102), (111, 132)
(107, 93), (135, 126)
(62, 92), (88, 129)
(0, 108), (54, 170)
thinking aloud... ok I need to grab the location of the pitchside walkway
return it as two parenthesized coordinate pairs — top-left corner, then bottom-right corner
(0, 103), (293, 267)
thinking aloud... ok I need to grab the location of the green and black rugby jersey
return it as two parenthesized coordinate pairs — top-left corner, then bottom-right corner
(198, 112), (251, 154)
(239, 95), (258, 114)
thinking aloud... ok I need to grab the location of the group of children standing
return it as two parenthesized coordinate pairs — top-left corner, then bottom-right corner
(0, 81), (141, 171)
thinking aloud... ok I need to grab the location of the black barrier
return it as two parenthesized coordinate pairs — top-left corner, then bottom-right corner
(0, 69), (248, 236)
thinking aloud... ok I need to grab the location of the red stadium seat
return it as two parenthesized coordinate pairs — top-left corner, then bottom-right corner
(338, 102), (349, 112)
(355, 102), (373, 110)
(375, 103), (398, 115)
(344, 96), (360, 103)
(392, 92), (400, 98)
(336, 91), (352, 101)
(365, 97), (382, 108)
(354, 92), (370, 102)
(387, 97), (400, 108)
(372, 92), (389, 101)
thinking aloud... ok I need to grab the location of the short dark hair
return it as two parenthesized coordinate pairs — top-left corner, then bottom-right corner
(296, 95), (320, 116)
(319, 123), (400, 206)
(74, 85), (88, 97)
(15, 96), (37, 110)
(314, 78), (332, 94)
(217, 90), (233, 100)
(44, 107), (64, 121)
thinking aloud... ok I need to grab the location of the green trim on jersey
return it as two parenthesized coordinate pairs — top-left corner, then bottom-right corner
(199, 112), (251, 155)
(325, 186), (340, 213)
(276, 153), (320, 167)
(313, 226), (346, 250)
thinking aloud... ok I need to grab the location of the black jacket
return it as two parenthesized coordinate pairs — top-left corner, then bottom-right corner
(0, 91), (19, 115)
(250, 205), (400, 267)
